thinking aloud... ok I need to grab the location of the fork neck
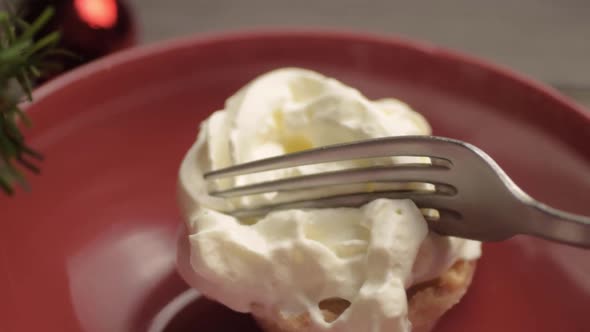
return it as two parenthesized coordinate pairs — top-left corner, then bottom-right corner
(518, 200), (590, 249)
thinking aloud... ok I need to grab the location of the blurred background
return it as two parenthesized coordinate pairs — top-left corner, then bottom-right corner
(12, 0), (590, 107)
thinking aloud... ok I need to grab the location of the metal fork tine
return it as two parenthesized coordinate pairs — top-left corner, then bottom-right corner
(228, 191), (459, 219)
(205, 136), (459, 180)
(210, 164), (454, 198)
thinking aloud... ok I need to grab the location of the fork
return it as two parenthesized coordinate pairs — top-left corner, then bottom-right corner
(204, 136), (590, 248)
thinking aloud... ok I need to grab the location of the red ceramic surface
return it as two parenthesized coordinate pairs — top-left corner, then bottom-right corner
(1, 31), (589, 332)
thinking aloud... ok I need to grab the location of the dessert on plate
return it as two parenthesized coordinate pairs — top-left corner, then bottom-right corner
(177, 68), (481, 332)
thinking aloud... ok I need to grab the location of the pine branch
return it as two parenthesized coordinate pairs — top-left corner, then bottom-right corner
(0, 7), (60, 195)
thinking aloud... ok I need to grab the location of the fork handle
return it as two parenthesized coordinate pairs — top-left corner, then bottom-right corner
(521, 200), (590, 248)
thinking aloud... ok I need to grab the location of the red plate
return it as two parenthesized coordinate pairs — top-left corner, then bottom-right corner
(1, 31), (589, 332)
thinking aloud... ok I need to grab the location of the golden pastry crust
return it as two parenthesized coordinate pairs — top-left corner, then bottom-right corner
(252, 260), (477, 332)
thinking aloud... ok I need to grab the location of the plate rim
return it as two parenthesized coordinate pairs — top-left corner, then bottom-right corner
(26, 28), (589, 125)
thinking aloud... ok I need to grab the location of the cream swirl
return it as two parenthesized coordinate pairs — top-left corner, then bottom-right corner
(178, 68), (481, 332)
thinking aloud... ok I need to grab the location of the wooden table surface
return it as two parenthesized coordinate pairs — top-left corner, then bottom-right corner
(5, 1), (585, 107)
(129, 0), (590, 108)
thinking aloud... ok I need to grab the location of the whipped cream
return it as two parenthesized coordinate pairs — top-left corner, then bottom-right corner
(178, 68), (481, 331)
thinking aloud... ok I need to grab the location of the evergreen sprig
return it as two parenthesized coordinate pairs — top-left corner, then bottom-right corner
(0, 7), (62, 195)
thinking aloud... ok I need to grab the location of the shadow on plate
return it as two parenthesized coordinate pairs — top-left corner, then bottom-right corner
(160, 296), (261, 332)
